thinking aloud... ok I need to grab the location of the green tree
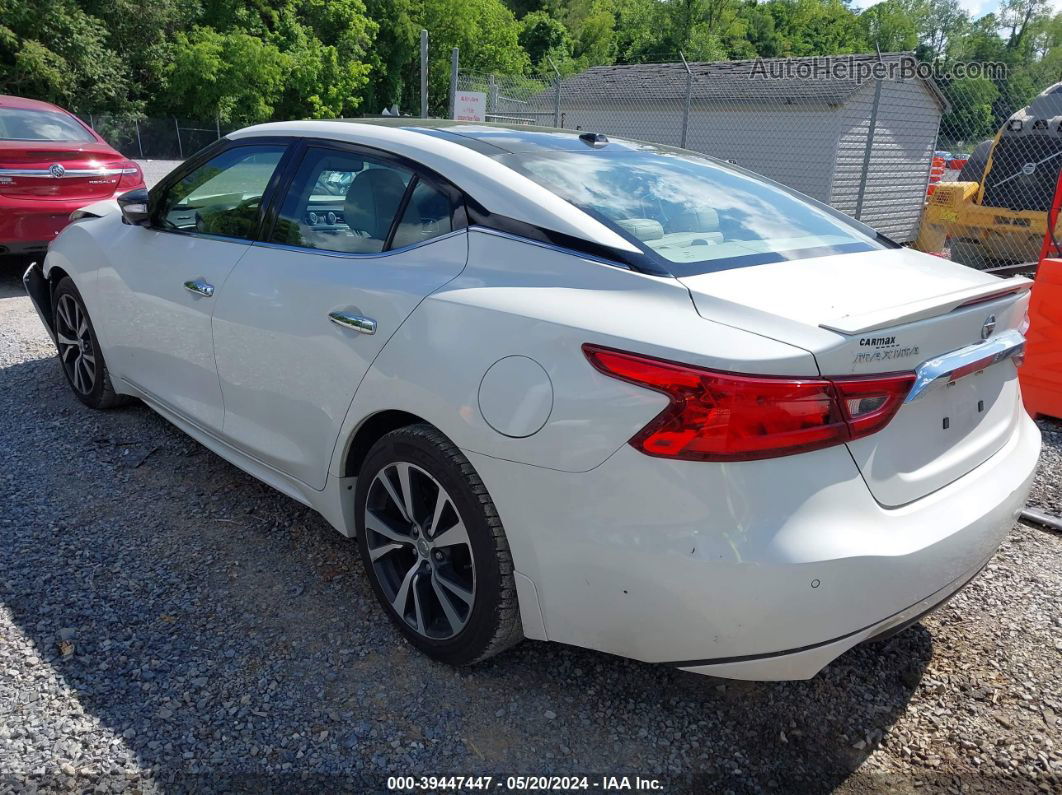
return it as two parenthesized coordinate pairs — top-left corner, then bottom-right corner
(567, 0), (619, 65)
(1000, 0), (1052, 52)
(860, 0), (918, 52)
(0, 0), (135, 113)
(414, 0), (530, 114)
(519, 9), (574, 70)
(161, 27), (288, 123)
(940, 76), (1000, 146)
(363, 0), (419, 112)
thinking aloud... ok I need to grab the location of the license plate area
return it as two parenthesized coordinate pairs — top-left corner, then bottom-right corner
(846, 357), (1020, 506)
(939, 371), (994, 434)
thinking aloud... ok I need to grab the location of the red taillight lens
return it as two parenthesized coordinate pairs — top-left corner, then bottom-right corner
(583, 345), (915, 461)
(116, 160), (143, 190)
(831, 373), (916, 439)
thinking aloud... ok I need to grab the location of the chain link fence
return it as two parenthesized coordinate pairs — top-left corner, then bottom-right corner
(85, 115), (239, 161)
(80, 53), (1060, 273)
(456, 53), (1058, 272)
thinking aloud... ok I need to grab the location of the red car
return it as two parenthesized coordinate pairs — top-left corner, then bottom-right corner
(0, 95), (144, 257)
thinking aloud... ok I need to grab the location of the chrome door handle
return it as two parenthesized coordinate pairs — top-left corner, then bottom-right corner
(328, 311), (377, 335)
(183, 278), (215, 298)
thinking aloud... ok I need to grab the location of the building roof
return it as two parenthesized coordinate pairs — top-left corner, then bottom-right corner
(554, 53), (948, 110)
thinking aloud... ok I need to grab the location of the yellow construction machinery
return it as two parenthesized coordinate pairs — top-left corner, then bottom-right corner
(916, 82), (1062, 270)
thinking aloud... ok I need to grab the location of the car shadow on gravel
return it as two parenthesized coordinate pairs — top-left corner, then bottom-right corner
(0, 257), (34, 298)
(0, 353), (932, 794)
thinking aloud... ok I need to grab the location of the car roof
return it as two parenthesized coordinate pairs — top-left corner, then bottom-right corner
(323, 118), (651, 155)
(0, 95), (71, 114)
(229, 119), (644, 257)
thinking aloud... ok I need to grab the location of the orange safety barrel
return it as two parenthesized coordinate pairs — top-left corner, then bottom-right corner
(926, 156), (946, 198)
(1020, 257), (1062, 420)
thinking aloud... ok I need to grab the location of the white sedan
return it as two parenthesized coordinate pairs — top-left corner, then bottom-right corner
(24, 120), (1040, 680)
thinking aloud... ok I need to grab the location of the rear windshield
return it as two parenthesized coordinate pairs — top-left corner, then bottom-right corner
(504, 147), (883, 275)
(0, 108), (96, 142)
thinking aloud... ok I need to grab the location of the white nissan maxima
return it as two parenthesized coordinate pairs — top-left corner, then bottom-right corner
(24, 120), (1040, 681)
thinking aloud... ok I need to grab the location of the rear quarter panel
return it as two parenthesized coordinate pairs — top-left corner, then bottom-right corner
(331, 229), (820, 475)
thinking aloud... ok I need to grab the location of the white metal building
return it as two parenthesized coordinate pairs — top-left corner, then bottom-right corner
(519, 54), (948, 242)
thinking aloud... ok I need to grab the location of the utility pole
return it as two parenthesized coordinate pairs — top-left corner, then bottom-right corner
(420, 30), (429, 118)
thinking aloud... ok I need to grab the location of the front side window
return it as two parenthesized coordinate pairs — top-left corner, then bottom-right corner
(505, 147), (884, 274)
(0, 108), (96, 142)
(271, 149), (414, 254)
(155, 145), (286, 240)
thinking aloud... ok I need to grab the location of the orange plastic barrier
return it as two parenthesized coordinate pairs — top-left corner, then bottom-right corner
(1020, 257), (1062, 420)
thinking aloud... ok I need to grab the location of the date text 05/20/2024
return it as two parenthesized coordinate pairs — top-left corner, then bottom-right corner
(386, 775), (665, 791)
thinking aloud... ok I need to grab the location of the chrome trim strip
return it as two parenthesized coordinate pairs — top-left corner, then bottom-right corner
(0, 167), (137, 178)
(905, 329), (1025, 403)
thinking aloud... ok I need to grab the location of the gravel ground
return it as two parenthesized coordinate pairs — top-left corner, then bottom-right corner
(0, 263), (1060, 793)
(135, 160), (182, 189)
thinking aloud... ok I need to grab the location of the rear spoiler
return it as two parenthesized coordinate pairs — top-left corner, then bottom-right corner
(819, 278), (1033, 335)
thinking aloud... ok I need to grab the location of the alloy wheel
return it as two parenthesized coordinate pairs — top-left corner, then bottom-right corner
(55, 293), (96, 395)
(364, 462), (476, 640)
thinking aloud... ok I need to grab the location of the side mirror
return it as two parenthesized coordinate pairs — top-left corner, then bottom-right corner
(118, 188), (151, 226)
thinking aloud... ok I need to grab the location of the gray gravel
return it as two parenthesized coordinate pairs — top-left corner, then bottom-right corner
(0, 263), (1060, 792)
(135, 160), (182, 189)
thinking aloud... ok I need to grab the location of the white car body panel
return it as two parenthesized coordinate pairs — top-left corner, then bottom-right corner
(678, 245), (1034, 506)
(328, 228), (818, 478)
(211, 232), (469, 490)
(32, 119), (1041, 680)
(469, 408), (1038, 679)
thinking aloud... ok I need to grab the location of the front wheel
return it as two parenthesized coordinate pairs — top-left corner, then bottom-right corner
(52, 277), (126, 409)
(355, 424), (523, 666)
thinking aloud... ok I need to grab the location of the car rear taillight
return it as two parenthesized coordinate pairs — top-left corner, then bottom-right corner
(116, 161), (142, 190)
(583, 345), (915, 461)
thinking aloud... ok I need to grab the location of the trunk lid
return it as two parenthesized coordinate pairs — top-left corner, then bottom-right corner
(677, 248), (1032, 506)
(0, 141), (128, 201)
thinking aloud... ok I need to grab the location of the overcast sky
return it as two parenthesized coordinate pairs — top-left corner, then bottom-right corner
(850, 0), (1062, 20)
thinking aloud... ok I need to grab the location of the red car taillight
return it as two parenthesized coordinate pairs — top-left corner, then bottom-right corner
(116, 160), (143, 191)
(583, 345), (915, 461)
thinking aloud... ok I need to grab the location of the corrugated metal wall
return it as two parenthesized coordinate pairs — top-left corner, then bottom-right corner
(556, 105), (839, 207)
(491, 73), (942, 243)
(683, 104), (838, 205)
(832, 80), (940, 241)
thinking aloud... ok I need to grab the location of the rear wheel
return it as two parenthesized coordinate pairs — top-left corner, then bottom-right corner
(355, 424), (523, 666)
(52, 277), (126, 409)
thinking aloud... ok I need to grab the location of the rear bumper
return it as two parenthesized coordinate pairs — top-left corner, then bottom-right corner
(469, 408), (1040, 681)
(0, 193), (122, 252)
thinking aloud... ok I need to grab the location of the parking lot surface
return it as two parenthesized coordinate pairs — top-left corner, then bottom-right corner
(0, 265), (1060, 792)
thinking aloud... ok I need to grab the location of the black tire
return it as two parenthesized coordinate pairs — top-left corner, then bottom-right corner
(958, 139), (992, 183)
(355, 423), (523, 666)
(52, 277), (127, 410)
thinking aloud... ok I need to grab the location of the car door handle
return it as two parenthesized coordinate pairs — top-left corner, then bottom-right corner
(183, 278), (215, 298)
(328, 311), (377, 335)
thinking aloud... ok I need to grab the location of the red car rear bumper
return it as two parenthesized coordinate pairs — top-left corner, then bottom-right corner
(0, 190), (138, 254)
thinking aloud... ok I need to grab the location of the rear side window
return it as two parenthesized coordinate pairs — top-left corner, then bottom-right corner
(155, 145), (286, 240)
(270, 147), (458, 255)
(391, 180), (454, 249)
(271, 148), (412, 254)
(506, 149), (883, 275)
(0, 108), (96, 142)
